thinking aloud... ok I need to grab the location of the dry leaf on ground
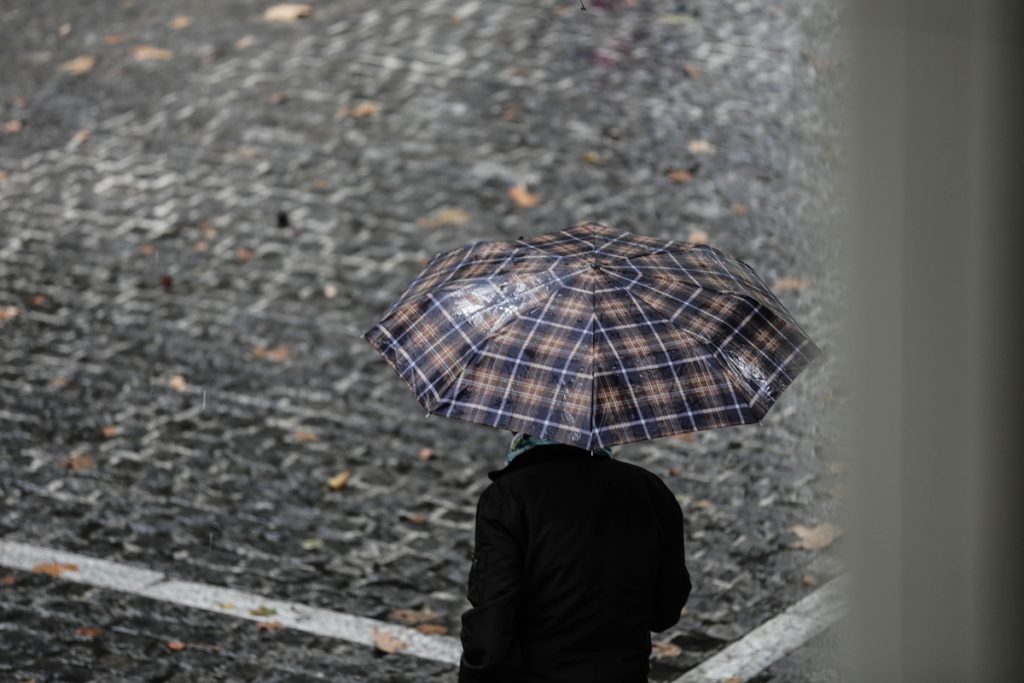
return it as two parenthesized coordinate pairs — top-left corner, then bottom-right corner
(417, 447), (435, 460)
(507, 183), (541, 208)
(682, 62), (702, 79)
(264, 4), (313, 22)
(803, 574), (819, 587)
(76, 626), (102, 638)
(406, 512), (428, 524)
(416, 207), (470, 229)
(0, 306), (19, 321)
(351, 101), (380, 118)
(4, 119), (23, 134)
(169, 375), (188, 392)
(687, 139), (715, 154)
(236, 247), (255, 262)
(323, 284), (338, 298)
(100, 425), (119, 439)
(2, 574), (17, 586)
(652, 641), (682, 658)
(166, 640), (187, 651)
(236, 35), (256, 49)
(170, 16), (193, 29)
(250, 605), (277, 616)
(60, 56), (96, 75)
(772, 276), (811, 292)
(372, 627), (409, 654)
(389, 607), (440, 626)
(327, 470), (351, 491)
(790, 522), (843, 550)
(252, 345), (291, 362)
(582, 151), (601, 164)
(416, 623), (449, 635)
(667, 169), (693, 183)
(687, 229), (709, 244)
(63, 453), (95, 472)
(295, 430), (318, 442)
(257, 620), (283, 631)
(103, 34), (130, 45)
(131, 45), (174, 62)
(32, 563), (79, 577)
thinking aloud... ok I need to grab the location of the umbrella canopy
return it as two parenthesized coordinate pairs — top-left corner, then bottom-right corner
(363, 222), (822, 449)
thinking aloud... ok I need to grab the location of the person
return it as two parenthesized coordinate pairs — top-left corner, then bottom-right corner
(458, 431), (692, 683)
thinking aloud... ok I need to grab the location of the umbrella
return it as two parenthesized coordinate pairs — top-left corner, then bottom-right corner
(363, 222), (822, 449)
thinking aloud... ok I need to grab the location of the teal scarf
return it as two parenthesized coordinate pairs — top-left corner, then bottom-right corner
(506, 431), (617, 465)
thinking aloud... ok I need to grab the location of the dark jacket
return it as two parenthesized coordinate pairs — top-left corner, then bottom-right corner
(458, 443), (692, 683)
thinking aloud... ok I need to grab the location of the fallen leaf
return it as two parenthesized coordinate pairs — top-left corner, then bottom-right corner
(100, 425), (119, 439)
(103, 33), (130, 45)
(295, 429), (318, 442)
(407, 512), (428, 524)
(250, 605), (277, 616)
(2, 574), (17, 586)
(790, 522), (843, 550)
(772, 276), (811, 292)
(140, 243), (156, 256)
(667, 466), (682, 476)
(416, 257), (429, 267)
(350, 101), (380, 118)
(235, 35), (256, 49)
(169, 375), (188, 392)
(60, 55), (96, 75)
(48, 376), (69, 388)
(682, 62), (702, 79)
(264, 4), (313, 23)
(131, 45), (174, 62)
(416, 207), (470, 229)
(389, 607), (440, 626)
(166, 639), (187, 651)
(0, 306), (19, 321)
(323, 284), (338, 298)
(667, 169), (693, 183)
(301, 538), (323, 550)
(193, 240), (209, 253)
(69, 129), (91, 147)
(507, 183), (541, 208)
(652, 641), (682, 658)
(803, 574), (819, 587)
(687, 229), (709, 244)
(218, 602), (236, 610)
(672, 431), (697, 441)
(200, 221), (217, 239)
(32, 562), (79, 577)
(3, 119), (23, 134)
(372, 627), (409, 654)
(269, 91), (289, 104)
(13, 96), (29, 108)
(691, 499), (714, 510)
(58, 23), (72, 37)
(63, 453), (95, 471)
(158, 274), (173, 291)
(170, 15), (193, 29)
(582, 151), (601, 164)
(237, 247), (255, 262)
(327, 469), (351, 491)
(724, 678), (744, 683)
(257, 620), (283, 631)
(416, 623), (449, 635)
(501, 103), (522, 121)
(417, 447), (435, 461)
(731, 203), (748, 215)
(76, 626), (102, 638)
(252, 345), (290, 362)
(687, 139), (715, 154)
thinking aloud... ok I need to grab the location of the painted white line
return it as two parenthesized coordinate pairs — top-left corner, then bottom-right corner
(672, 575), (848, 683)
(0, 540), (462, 666)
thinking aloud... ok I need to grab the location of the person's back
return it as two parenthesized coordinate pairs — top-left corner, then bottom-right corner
(458, 442), (692, 683)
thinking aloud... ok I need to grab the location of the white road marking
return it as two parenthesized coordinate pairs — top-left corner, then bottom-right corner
(0, 540), (462, 666)
(672, 575), (847, 683)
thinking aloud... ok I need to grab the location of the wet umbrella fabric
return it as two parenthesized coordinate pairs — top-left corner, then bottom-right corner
(363, 222), (821, 449)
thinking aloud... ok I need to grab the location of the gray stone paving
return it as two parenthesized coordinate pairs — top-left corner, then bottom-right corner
(1, 0), (844, 680)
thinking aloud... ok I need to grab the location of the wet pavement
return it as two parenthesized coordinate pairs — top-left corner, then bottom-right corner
(1, 0), (844, 680)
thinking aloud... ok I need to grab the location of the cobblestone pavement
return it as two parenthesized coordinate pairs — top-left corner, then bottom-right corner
(1, 0), (844, 680)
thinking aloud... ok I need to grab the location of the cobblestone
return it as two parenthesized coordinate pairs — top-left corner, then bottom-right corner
(1, 0), (843, 680)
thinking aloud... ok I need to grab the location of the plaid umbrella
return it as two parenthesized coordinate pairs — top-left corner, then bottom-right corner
(363, 222), (822, 449)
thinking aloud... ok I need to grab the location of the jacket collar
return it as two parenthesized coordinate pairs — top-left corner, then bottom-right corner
(488, 443), (594, 481)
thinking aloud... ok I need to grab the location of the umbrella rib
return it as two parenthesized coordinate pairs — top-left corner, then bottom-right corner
(589, 224), (599, 451)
